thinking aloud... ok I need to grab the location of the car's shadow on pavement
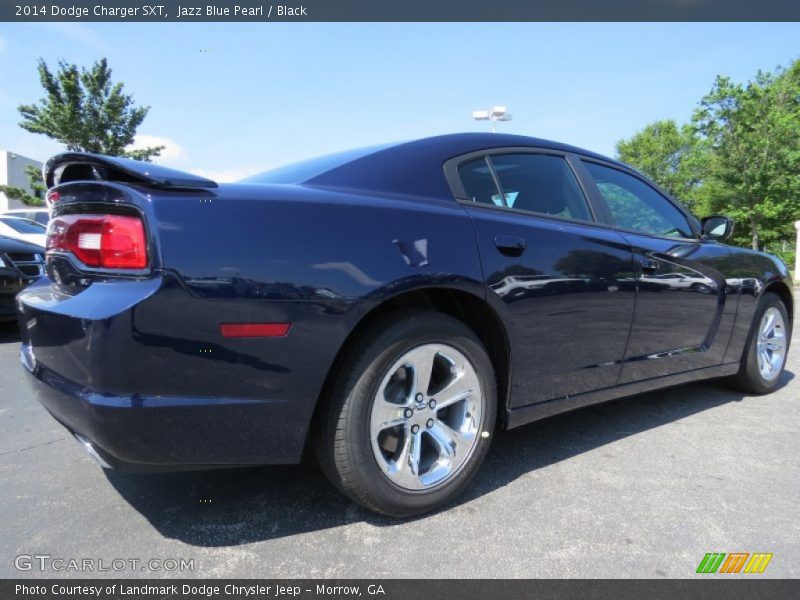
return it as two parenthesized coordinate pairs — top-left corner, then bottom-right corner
(105, 371), (794, 547)
(0, 322), (21, 343)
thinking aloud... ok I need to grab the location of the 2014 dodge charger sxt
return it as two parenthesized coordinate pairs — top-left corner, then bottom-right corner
(18, 133), (793, 516)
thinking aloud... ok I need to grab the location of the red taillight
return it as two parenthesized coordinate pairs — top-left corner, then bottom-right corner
(46, 191), (60, 207)
(47, 214), (148, 270)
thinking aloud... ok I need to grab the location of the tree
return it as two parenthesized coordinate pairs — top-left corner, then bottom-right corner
(614, 61), (800, 264)
(692, 63), (800, 251)
(0, 165), (46, 207)
(0, 58), (163, 206)
(19, 58), (163, 159)
(616, 119), (706, 210)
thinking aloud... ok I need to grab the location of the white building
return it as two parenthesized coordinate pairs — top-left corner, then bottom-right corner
(0, 150), (44, 212)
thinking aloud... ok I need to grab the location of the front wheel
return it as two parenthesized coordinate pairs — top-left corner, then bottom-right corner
(314, 311), (496, 517)
(730, 292), (791, 394)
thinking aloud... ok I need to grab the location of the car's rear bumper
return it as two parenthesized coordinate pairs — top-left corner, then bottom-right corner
(21, 351), (298, 470)
(16, 273), (340, 470)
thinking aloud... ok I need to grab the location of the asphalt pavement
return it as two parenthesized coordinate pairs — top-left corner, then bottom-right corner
(1, 320), (798, 578)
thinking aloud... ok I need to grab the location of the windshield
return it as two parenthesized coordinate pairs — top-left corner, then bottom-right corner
(0, 217), (46, 234)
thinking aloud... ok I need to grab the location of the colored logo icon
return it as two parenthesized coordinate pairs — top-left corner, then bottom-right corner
(696, 552), (773, 574)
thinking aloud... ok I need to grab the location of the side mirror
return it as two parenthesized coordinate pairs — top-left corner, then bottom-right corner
(701, 215), (734, 240)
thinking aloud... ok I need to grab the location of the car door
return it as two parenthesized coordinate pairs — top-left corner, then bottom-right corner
(581, 159), (735, 383)
(448, 150), (637, 407)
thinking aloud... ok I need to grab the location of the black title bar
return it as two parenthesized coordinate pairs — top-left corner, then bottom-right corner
(2, 0), (800, 22)
(3, 579), (800, 600)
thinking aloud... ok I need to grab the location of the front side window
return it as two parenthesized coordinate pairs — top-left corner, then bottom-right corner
(583, 162), (694, 239)
(488, 154), (592, 221)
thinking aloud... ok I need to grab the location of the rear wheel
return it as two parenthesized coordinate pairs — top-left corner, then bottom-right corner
(314, 311), (496, 517)
(730, 292), (790, 394)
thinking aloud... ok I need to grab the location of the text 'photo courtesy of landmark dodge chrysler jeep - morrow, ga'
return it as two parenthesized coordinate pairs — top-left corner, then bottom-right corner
(17, 133), (793, 516)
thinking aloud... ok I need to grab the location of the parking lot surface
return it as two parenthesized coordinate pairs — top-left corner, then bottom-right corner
(1, 321), (798, 578)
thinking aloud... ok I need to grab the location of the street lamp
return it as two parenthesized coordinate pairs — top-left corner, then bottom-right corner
(473, 106), (512, 133)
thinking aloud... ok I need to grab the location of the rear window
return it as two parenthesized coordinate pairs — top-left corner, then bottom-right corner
(29, 212), (50, 226)
(244, 143), (396, 184)
(0, 217), (46, 234)
(6, 211), (49, 225)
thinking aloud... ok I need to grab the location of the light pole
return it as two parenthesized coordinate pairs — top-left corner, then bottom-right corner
(473, 106), (512, 133)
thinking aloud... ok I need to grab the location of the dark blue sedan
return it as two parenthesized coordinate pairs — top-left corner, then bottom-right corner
(17, 133), (793, 516)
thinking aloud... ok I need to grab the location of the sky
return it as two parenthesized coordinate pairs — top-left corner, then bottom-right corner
(0, 22), (798, 181)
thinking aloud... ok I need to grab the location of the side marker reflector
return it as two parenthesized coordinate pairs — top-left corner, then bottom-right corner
(220, 323), (291, 338)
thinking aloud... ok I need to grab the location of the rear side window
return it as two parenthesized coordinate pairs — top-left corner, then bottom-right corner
(489, 154), (592, 221)
(583, 162), (694, 239)
(458, 158), (504, 207)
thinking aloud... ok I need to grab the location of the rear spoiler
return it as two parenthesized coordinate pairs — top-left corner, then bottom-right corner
(44, 152), (218, 190)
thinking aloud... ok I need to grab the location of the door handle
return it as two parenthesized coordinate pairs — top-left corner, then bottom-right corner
(639, 258), (659, 274)
(494, 236), (526, 256)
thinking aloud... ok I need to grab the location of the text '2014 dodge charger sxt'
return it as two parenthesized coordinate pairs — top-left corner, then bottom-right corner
(17, 133), (793, 516)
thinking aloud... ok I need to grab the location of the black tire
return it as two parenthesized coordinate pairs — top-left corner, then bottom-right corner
(729, 292), (791, 394)
(313, 310), (497, 517)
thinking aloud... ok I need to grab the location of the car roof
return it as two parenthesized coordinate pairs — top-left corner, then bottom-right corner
(250, 133), (628, 200)
(385, 132), (620, 163)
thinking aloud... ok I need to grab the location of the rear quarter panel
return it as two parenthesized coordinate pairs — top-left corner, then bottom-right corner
(127, 184), (487, 460)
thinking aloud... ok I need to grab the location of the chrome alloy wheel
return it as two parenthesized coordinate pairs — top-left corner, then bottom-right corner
(369, 344), (483, 491)
(756, 306), (787, 382)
